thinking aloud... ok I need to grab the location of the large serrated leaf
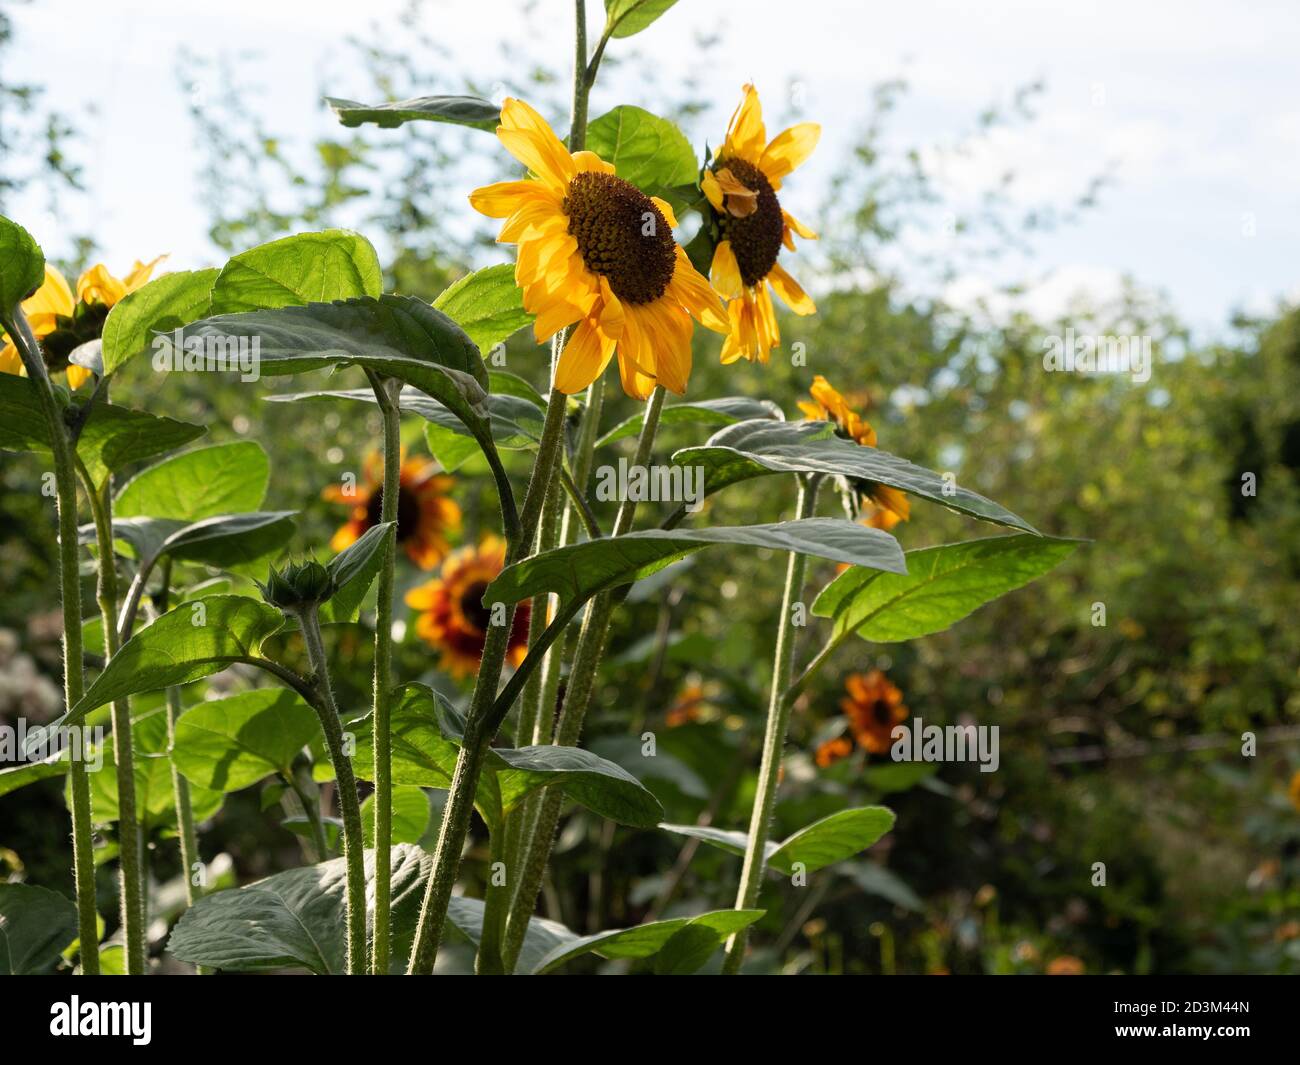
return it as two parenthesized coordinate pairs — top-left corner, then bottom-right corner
(432, 263), (532, 352)
(326, 95), (499, 132)
(114, 441), (269, 520)
(530, 909), (761, 974)
(209, 229), (382, 313)
(586, 105), (697, 193)
(674, 419), (1038, 533)
(166, 844), (572, 974)
(0, 883), (77, 975)
(101, 268), (218, 374)
(486, 519), (907, 609)
(173, 689), (322, 793)
(597, 395), (783, 447)
(660, 807), (896, 875)
(62, 595), (285, 727)
(811, 534), (1081, 642)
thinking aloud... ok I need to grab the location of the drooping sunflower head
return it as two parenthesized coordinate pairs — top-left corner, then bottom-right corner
(322, 451), (461, 570)
(0, 256), (165, 388)
(469, 98), (727, 400)
(840, 669), (908, 755)
(703, 84), (820, 366)
(798, 374), (910, 530)
(405, 534), (531, 679)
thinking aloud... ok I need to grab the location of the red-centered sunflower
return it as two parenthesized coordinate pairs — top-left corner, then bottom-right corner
(840, 670), (908, 755)
(0, 257), (165, 388)
(703, 84), (819, 365)
(405, 535), (531, 679)
(469, 98), (727, 400)
(322, 451), (460, 570)
(798, 374), (910, 531)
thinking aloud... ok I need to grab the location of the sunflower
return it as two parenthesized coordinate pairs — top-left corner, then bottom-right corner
(322, 451), (460, 570)
(702, 84), (819, 366)
(840, 670), (908, 755)
(0, 257), (164, 388)
(798, 374), (910, 530)
(815, 736), (853, 767)
(469, 98), (727, 400)
(405, 535), (531, 679)
(1289, 769), (1300, 813)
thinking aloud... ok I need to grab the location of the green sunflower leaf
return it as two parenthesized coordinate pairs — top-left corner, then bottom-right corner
(597, 395), (784, 447)
(361, 786), (430, 847)
(0, 374), (208, 488)
(209, 230), (382, 314)
(811, 534), (1081, 642)
(530, 909), (762, 975)
(674, 419), (1039, 533)
(604, 0), (680, 39)
(114, 441), (270, 521)
(0, 883), (77, 975)
(0, 215), (45, 321)
(486, 518), (907, 610)
(586, 105), (698, 194)
(326, 95), (499, 132)
(100, 268), (219, 375)
(432, 263), (532, 353)
(60, 595), (286, 728)
(659, 807), (896, 876)
(166, 844), (572, 974)
(173, 689), (322, 793)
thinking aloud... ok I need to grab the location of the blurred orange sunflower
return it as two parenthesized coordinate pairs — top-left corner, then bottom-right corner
(798, 374), (910, 531)
(840, 670), (908, 755)
(704, 84), (819, 365)
(1289, 769), (1300, 812)
(815, 736), (853, 767)
(322, 451), (460, 570)
(405, 535), (531, 679)
(469, 98), (727, 400)
(665, 682), (711, 728)
(0, 257), (165, 388)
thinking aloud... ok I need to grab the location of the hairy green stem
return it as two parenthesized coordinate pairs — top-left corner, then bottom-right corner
(283, 767), (330, 863)
(156, 560), (204, 924)
(78, 461), (145, 974)
(296, 604), (366, 975)
(500, 386), (666, 972)
(366, 370), (401, 975)
(721, 475), (821, 974)
(405, 0), (600, 974)
(8, 308), (99, 974)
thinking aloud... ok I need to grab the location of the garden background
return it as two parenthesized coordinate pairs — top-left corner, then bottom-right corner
(1, 0), (1297, 974)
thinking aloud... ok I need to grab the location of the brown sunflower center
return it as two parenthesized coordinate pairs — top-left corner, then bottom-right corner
(563, 171), (676, 305)
(365, 484), (420, 542)
(713, 158), (784, 288)
(870, 699), (895, 726)
(459, 580), (493, 633)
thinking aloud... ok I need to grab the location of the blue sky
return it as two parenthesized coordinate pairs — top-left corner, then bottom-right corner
(8, 0), (1297, 334)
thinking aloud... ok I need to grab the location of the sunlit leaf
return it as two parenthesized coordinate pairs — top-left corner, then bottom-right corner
(209, 229), (382, 313)
(173, 689), (321, 793)
(115, 441), (269, 521)
(530, 909), (761, 974)
(101, 268), (219, 374)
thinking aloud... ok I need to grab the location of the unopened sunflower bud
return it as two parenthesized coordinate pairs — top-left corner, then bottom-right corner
(260, 559), (335, 610)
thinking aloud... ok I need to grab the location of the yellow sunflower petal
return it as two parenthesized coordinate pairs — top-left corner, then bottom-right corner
(668, 247), (728, 332)
(872, 484), (910, 522)
(0, 341), (23, 376)
(66, 364), (93, 390)
(469, 179), (550, 218)
(497, 198), (565, 243)
(766, 261), (816, 315)
(23, 265), (75, 321)
(596, 276), (625, 340)
(650, 196), (678, 230)
(571, 150), (615, 175)
(498, 98), (576, 190)
(783, 209), (818, 241)
(701, 168), (725, 211)
(760, 123), (820, 187)
(709, 240), (743, 300)
(723, 83), (766, 164)
(76, 264), (127, 308)
(121, 256), (167, 296)
(640, 304), (692, 395)
(531, 294), (591, 344)
(554, 316), (616, 395)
